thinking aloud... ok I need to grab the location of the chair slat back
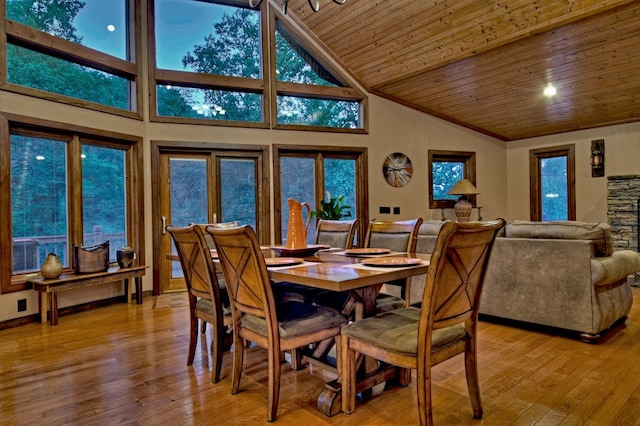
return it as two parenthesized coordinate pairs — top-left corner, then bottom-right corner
(207, 225), (276, 323)
(314, 219), (359, 249)
(166, 225), (221, 303)
(364, 218), (424, 252)
(419, 219), (505, 333)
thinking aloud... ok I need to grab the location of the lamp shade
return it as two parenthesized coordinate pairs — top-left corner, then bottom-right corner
(447, 179), (480, 196)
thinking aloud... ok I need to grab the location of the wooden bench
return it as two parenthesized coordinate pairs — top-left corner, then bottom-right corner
(27, 265), (148, 325)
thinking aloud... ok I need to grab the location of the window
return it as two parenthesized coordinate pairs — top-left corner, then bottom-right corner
(273, 145), (367, 245)
(273, 21), (363, 129)
(152, 0), (264, 124)
(3, 0), (141, 115)
(529, 145), (576, 221)
(428, 150), (477, 209)
(1, 116), (143, 293)
(149, 0), (366, 131)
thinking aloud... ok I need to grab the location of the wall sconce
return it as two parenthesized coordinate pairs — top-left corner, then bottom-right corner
(591, 139), (605, 177)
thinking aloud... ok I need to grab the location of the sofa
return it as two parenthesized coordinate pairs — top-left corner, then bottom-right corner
(414, 220), (640, 342)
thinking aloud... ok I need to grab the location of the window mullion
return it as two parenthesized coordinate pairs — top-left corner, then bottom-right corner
(67, 136), (84, 251)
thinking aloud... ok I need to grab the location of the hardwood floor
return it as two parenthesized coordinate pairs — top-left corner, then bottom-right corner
(2, 288), (640, 425)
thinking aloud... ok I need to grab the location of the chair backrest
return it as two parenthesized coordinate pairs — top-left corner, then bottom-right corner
(313, 219), (360, 249)
(206, 225), (279, 338)
(364, 218), (424, 252)
(418, 219), (505, 352)
(166, 225), (224, 307)
(192, 221), (240, 249)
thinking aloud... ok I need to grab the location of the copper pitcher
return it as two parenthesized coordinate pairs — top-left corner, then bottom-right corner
(286, 198), (311, 249)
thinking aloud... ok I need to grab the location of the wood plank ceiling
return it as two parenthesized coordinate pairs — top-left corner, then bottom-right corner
(286, 0), (640, 141)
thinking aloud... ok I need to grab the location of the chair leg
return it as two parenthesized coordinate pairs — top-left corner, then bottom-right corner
(231, 332), (244, 395)
(416, 365), (434, 426)
(401, 278), (411, 307)
(340, 334), (356, 415)
(465, 342), (483, 419)
(267, 345), (282, 421)
(211, 320), (225, 383)
(187, 314), (198, 365)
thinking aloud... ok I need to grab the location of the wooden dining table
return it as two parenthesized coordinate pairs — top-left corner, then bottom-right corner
(168, 246), (430, 416)
(265, 248), (430, 416)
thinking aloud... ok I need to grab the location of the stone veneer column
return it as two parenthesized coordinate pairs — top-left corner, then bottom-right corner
(608, 175), (640, 285)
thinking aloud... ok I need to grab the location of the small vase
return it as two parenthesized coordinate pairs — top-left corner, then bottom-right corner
(117, 247), (135, 268)
(41, 253), (63, 279)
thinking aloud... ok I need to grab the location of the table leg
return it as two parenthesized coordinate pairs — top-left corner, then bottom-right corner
(49, 293), (58, 326)
(39, 292), (48, 324)
(135, 277), (143, 304)
(316, 284), (394, 417)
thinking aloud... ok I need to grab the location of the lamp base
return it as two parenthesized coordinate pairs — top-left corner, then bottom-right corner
(454, 197), (473, 222)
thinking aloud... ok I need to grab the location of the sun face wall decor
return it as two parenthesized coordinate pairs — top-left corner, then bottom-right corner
(383, 152), (413, 187)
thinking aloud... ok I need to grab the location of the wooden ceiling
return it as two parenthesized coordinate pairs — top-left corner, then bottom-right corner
(286, 0), (640, 141)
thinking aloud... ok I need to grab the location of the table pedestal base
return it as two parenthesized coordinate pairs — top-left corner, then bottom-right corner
(316, 365), (401, 416)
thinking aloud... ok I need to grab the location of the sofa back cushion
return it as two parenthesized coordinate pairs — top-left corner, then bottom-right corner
(415, 220), (444, 254)
(504, 220), (614, 257)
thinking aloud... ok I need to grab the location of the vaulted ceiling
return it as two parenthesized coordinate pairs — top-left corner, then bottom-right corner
(287, 0), (640, 141)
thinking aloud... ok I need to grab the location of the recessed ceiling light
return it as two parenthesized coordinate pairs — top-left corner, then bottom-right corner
(544, 83), (557, 97)
(107, 24), (115, 32)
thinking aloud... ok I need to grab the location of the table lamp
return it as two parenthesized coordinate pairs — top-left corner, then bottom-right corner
(447, 178), (480, 222)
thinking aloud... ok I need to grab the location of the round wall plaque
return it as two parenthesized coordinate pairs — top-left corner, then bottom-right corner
(383, 152), (413, 187)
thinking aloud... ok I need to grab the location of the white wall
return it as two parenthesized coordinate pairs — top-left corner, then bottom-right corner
(505, 122), (640, 222)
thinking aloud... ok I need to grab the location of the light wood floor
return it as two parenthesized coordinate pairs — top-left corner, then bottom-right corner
(2, 288), (640, 426)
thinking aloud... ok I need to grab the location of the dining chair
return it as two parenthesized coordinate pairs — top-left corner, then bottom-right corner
(364, 217), (424, 309)
(340, 218), (505, 426)
(191, 221), (240, 250)
(276, 218), (361, 306)
(206, 224), (348, 422)
(314, 219), (359, 249)
(166, 225), (233, 384)
(191, 221), (239, 333)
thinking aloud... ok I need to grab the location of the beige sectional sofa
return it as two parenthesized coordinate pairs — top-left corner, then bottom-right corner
(414, 220), (640, 342)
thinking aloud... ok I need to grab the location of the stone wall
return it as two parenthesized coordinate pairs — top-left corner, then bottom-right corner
(608, 175), (640, 286)
(608, 175), (640, 251)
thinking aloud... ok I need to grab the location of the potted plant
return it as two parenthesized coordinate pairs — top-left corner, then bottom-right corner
(311, 193), (352, 220)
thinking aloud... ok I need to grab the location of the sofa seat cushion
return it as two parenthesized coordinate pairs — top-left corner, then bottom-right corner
(591, 250), (640, 286)
(505, 221), (614, 257)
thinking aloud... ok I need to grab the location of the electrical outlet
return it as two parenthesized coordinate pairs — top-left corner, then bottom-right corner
(393, 207), (400, 214)
(17, 299), (27, 312)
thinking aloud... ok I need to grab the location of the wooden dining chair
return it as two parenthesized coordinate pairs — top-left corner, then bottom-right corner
(365, 217), (424, 309)
(206, 225), (348, 422)
(311, 218), (423, 319)
(191, 221), (239, 333)
(313, 219), (359, 249)
(340, 218), (505, 426)
(166, 225), (233, 384)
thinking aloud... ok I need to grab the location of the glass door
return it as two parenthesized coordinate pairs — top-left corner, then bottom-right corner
(158, 152), (262, 294)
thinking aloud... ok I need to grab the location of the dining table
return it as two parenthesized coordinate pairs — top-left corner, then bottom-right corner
(168, 245), (430, 416)
(265, 247), (430, 416)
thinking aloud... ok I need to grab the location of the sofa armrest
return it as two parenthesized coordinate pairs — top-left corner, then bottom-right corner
(591, 250), (640, 286)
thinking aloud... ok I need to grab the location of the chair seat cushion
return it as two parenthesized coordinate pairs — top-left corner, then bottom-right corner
(341, 308), (466, 355)
(375, 293), (406, 312)
(196, 295), (231, 316)
(242, 301), (347, 338)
